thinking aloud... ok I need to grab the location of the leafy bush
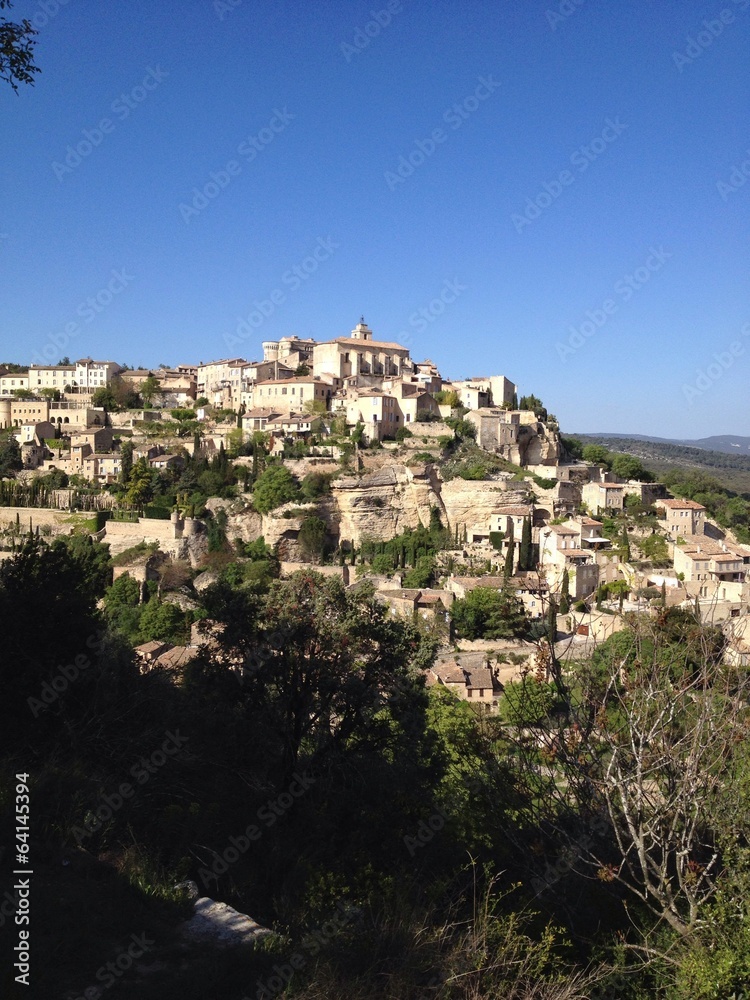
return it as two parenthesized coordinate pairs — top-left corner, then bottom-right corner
(300, 472), (333, 500)
(252, 464), (300, 513)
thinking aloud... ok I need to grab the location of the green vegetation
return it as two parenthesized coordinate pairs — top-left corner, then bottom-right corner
(450, 584), (528, 639)
(359, 508), (450, 570)
(251, 463), (300, 513)
(4, 536), (750, 997)
(0, 430), (22, 477)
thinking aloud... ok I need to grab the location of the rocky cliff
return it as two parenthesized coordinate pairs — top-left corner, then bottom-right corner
(221, 463), (535, 550)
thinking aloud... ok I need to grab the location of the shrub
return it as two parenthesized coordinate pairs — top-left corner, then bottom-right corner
(252, 465), (300, 513)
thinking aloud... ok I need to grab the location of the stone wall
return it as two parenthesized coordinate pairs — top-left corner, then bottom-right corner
(280, 562), (350, 583)
(0, 507), (93, 535)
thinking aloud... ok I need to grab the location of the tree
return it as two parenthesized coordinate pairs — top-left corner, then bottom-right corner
(124, 457), (154, 508)
(609, 452), (645, 481)
(140, 375), (162, 407)
(92, 376), (141, 411)
(0, 432), (22, 477)
(252, 464), (300, 513)
(13, 388), (33, 400)
(0, 0), (39, 93)
(103, 573), (142, 644)
(402, 555), (436, 589)
(91, 385), (117, 411)
(54, 535), (112, 597)
(504, 539), (515, 578)
(561, 436), (583, 460)
(505, 613), (743, 938)
(191, 572), (431, 782)
(138, 598), (186, 645)
(582, 444), (610, 466)
(119, 440), (133, 486)
(639, 532), (669, 564)
(300, 472), (332, 501)
(298, 515), (327, 564)
(0, 536), (100, 737)
(450, 586), (528, 640)
(559, 569), (570, 615)
(518, 516), (533, 571)
(39, 387), (61, 401)
(518, 394), (547, 421)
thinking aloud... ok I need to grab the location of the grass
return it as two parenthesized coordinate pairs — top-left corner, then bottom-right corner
(112, 541), (160, 566)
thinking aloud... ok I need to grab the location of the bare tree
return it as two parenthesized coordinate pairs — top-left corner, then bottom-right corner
(501, 608), (748, 938)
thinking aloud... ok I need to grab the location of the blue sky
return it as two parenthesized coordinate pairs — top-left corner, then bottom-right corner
(2, 0), (749, 438)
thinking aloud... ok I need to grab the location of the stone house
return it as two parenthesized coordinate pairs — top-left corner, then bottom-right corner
(312, 320), (413, 382)
(378, 588), (453, 621)
(427, 655), (502, 710)
(538, 524), (600, 599)
(582, 481), (625, 513)
(672, 536), (748, 601)
(654, 498), (706, 537)
(251, 376), (331, 415)
(0, 372), (29, 396)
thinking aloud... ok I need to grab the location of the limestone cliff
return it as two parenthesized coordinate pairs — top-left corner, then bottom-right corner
(219, 462), (536, 551)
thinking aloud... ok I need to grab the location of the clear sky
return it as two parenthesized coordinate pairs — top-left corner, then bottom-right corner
(2, 0), (749, 438)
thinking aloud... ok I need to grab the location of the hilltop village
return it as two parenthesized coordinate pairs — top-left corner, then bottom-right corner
(1, 318), (749, 700)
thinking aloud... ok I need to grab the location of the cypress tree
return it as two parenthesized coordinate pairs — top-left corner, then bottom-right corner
(559, 569), (570, 615)
(504, 539), (515, 577)
(519, 516), (532, 571)
(621, 524), (631, 562)
(547, 597), (557, 641)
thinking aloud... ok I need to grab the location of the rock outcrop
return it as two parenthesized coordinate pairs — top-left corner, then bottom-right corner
(216, 462), (537, 550)
(180, 897), (273, 948)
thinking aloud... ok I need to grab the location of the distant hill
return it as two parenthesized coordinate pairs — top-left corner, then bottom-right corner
(586, 433), (750, 456)
(572, 433), (750, 495)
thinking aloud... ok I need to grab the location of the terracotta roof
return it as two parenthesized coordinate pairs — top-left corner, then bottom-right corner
(657, 498), (706, 510)
(135, 640), (171, 657)
(155, 645), (196, 669)
(321, 337), (410, 351)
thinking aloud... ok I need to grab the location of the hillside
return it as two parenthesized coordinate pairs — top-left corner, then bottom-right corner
(574, 433), (750, 495)
(586, 432), (750, 456)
